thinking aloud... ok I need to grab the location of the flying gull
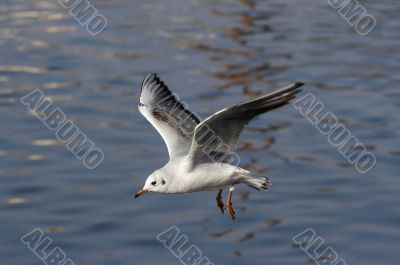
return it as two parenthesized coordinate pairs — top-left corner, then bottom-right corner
(135, 74), (304, 220)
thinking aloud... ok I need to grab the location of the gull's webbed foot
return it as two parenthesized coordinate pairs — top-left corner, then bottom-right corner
(226, 187), (236, 220)
(216, 189), (225, 214)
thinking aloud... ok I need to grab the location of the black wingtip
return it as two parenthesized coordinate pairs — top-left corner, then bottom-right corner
(145, 73), (157, 78)
(294, 82), (305, 88)
(141, 73), (159, 92)
(143, 73), (158, 83)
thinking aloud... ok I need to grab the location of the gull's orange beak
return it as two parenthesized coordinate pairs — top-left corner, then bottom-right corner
(134, 188), (148, 199)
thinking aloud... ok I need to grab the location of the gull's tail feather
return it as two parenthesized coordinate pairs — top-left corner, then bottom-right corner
(237, 170), (270, 191)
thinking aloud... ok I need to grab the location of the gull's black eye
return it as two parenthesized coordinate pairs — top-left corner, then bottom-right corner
(151, 181), (156, 185)
(161, 179), (166, 185)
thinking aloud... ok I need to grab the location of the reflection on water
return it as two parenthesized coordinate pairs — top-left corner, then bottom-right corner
(1, 0), (399, 265)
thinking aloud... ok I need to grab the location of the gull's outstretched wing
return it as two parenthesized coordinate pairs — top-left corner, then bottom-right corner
(139, 74), (201, 159)
(187, 82), (304, 168)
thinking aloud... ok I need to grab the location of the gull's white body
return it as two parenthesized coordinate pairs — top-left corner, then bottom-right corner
(152, 158), (242, 193)
(136, 74), (303, 199)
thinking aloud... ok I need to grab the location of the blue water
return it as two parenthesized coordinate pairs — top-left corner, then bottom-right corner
(1, 0), (399, 264)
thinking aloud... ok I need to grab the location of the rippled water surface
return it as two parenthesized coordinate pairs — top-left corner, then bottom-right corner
(1, 0), (399, 264)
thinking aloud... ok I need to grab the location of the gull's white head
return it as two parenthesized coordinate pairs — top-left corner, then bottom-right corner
(135, 170), (168, 198)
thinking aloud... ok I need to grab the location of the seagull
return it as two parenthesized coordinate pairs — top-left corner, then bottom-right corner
(135, 74), (303, 220)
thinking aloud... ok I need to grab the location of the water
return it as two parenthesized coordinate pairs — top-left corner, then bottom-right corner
(1, 0), (399, 264)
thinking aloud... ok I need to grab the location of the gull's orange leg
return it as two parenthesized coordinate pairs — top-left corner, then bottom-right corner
(216, 189), (225, 214)
(226, 187), (236, 220)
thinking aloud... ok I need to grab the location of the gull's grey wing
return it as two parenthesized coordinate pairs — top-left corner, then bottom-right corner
(138, 74), (201, 158)
(187, 82), (304, 168)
